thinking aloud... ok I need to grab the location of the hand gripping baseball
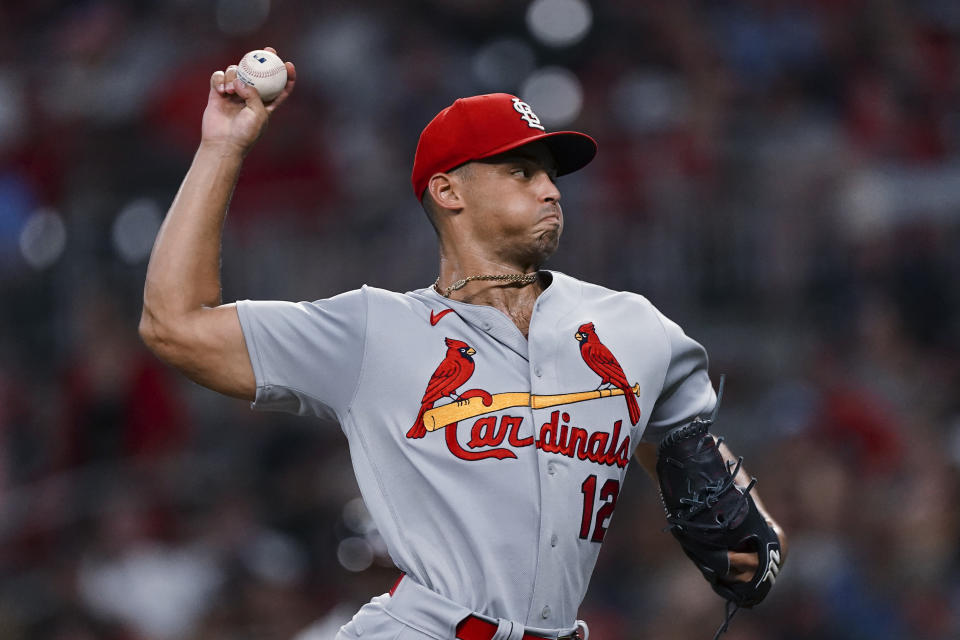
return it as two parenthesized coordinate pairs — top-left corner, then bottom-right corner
(203, 47), (296, 155)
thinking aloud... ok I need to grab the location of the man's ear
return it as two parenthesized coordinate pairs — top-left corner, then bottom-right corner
(427, 173), (463, 213)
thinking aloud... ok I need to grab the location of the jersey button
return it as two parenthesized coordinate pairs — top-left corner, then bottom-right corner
(547, 462), (556, 475)
(550, 534), (558, 547)
(534, 366), (542, 377)
(541, 606), (551, 619)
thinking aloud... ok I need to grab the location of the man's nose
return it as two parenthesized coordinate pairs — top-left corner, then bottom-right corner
(538, 172), (561, 203)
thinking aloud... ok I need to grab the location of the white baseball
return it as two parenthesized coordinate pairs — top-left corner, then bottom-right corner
(236, 50), (287, 102)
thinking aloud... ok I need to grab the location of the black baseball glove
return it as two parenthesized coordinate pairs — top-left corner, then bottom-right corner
(656, 377), (781, 638)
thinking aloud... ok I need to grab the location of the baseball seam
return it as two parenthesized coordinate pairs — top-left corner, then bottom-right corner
(238, 58), (284, 79)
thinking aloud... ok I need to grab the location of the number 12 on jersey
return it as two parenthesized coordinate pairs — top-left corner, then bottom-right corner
(579, 475), (620, 542)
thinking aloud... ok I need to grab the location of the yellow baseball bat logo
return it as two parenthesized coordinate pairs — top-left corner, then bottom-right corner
(422, 384), (641, 431)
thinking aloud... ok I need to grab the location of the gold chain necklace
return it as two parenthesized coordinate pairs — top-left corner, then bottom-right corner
(433, 272), (538, 298)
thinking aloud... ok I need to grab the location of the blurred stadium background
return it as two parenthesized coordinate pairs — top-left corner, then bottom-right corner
(1, 1), (959, 638)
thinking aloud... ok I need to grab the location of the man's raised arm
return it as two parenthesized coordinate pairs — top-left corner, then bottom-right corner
(139, 49), (296, 400)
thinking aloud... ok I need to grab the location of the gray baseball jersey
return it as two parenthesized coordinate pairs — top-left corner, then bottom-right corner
(236, 270), (716, 636)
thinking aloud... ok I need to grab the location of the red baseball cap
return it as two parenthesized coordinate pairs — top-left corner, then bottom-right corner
(411, 93), (597, 200)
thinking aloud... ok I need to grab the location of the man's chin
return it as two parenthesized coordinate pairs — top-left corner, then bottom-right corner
(532, 230), (561, 263)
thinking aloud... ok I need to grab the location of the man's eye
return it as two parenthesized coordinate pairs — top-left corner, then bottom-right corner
(512, 167), (528, 177)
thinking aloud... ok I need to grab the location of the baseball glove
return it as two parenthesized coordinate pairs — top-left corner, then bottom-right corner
(656, 377), (781, 639)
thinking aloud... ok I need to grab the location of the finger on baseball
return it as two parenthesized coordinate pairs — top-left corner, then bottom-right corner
(210, 70), (226, 94)
(264, 61), (297, 113)
(223, 65), (239, 94)
(232, 76), (264, 108)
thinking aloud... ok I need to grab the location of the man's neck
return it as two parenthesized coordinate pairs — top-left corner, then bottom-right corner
(449, 276), (543, 306)
(435, 256), (544, 337)
(456, 280), (542, 338)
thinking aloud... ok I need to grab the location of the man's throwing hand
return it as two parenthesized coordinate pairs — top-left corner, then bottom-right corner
(203, 47), (296, 155)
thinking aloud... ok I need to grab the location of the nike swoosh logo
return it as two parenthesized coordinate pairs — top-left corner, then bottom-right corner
(430, 309), (455, 326)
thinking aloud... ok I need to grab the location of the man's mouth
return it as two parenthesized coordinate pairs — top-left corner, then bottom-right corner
(540, 207), (562, 222)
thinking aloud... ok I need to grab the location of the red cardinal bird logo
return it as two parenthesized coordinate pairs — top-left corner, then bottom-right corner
(407, 338), (477, 439)
(575, 322), (641, 426)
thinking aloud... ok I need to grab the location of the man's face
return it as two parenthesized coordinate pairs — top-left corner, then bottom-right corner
(455, 141), (563, 266)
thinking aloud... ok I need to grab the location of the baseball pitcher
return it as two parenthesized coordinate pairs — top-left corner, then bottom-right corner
(140, 48), (787, 640)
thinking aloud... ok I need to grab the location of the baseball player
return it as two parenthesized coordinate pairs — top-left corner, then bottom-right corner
(140, 49), (787, 640)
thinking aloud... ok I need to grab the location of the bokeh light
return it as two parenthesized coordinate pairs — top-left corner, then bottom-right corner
(342, 497), (376, 534)
(526, 0), (593, 48)
(336, 537), (374, 573)
(520, 67), (583, 127)
(19, 208), (66, 270)
(112, 198), (162, 264)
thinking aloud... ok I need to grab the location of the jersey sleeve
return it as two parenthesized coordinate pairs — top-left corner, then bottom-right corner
(643, 310), (717, 443)
(235, 288), (367, 421)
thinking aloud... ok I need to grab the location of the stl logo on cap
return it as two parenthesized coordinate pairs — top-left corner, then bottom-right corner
(512, 98), (545, 131)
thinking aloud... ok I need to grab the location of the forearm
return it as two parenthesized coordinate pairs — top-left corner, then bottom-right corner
(142, 141), (244, 328)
